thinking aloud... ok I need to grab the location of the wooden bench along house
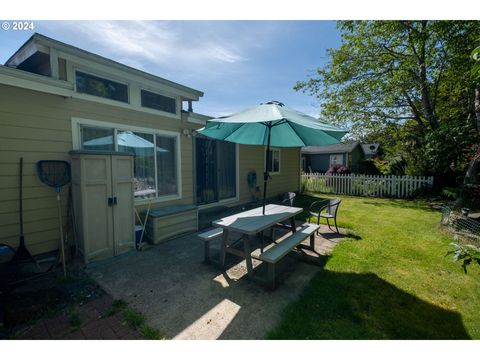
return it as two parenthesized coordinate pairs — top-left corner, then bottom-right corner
(0, 33), (302, 263)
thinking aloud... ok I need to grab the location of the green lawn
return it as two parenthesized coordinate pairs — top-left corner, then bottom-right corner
(267, 193), (480, 339)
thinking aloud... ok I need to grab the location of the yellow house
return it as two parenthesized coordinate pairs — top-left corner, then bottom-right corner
(0, 33), (301, 259)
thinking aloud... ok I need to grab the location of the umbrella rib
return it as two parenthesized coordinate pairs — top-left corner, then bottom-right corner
(221, 123), (249, 143)
(285, 120), (307, 147)
(288, 120), (344, 146)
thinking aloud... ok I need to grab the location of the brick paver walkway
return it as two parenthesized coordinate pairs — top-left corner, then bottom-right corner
(14, 295), (141, 340)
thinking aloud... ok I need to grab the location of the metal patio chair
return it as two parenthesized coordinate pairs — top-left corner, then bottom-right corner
(308, 198), (341, 234)
(281, 192), (296, 206)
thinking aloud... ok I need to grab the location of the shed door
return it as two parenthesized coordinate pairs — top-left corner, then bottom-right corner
(111, 155), (135, 255)
(83, 155), (114, 261)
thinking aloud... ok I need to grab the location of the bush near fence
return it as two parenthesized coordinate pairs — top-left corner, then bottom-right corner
(301, 173), (434, 199)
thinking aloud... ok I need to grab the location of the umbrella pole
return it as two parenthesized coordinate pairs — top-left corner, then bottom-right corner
(262, 124), (272, 215)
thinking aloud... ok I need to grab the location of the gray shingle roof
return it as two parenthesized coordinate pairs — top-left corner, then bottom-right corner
(302, 141), (361, 154)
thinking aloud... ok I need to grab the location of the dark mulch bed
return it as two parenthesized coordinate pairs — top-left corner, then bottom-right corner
(0, 265), (104, 338)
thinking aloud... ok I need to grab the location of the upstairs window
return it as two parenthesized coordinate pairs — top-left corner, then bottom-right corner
(141, 89), (176, 114)
(76, 71), (129, 103)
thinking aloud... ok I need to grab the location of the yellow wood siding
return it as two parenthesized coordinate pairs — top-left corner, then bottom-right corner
(0, 83), (301, 256)
(0, 84), (196, 255)
(238, 145), (300, 204)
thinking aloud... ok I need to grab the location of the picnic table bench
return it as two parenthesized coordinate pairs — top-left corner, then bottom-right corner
(251, 223), (319, 289)
(198, 204), (320, 289)
(197, 227), (224, 263)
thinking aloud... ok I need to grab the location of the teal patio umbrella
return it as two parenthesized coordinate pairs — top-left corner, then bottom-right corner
(197, 101), (348, 214)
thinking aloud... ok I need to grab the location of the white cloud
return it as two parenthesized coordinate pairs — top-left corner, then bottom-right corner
(49, 21), (255, 67)
(34, 20), (319, 117)
(39, 20), (286, 88)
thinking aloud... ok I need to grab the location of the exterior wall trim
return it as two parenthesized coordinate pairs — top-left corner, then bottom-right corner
(0, 65), (72, 96)
(7, 33), (203, 99)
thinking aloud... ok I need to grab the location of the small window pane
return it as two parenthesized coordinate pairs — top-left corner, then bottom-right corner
(117, 131), (156, 199)
(273, 150), (280, 173)
(141, 90), (176, 114)
(267, 149), (280, 173)
(80, 126), (114, 151)
(76, 71), (128, 103)
(156, 135), (177, 196)
(330, 154), (343, 165)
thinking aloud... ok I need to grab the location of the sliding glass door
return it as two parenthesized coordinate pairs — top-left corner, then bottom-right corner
(195, 137), (236, 205)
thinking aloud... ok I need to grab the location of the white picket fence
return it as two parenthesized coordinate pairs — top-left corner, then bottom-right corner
(301, 173), (434, 198)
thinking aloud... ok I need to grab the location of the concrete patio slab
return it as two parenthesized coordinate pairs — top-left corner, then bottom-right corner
(87, 224), (344, 340)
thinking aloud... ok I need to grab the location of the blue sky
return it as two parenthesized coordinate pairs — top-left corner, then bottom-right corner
(0, 20), (341, 117)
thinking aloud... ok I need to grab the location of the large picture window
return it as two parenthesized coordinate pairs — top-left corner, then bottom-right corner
(76, 71), (129, 103)
(80, 126), (115, 151)
(79, 124), (178, 200)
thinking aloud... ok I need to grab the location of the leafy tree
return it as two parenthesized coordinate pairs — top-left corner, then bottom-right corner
(296, 21), (480, 187)
(463, 42), (480, 186)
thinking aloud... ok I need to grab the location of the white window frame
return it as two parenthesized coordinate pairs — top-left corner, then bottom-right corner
(74, 68), (130, 104)
(71, 67), (181, 120)
(329, 154), (343, 166)
(265, 147), (281, 175)
(140, 87), (178, 116)
(71, 117), (182, 204)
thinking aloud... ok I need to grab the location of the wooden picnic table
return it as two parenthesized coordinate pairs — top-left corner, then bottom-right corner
(212, 204), (303, 278)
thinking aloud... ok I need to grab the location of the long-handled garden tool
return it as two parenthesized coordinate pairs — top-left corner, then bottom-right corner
(1, 158), (60, 293)
(14, 158), (38, 264)
(36, 160), (71, 277)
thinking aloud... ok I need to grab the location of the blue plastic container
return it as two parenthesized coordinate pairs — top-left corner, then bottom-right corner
(135, 225), (143, 247)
